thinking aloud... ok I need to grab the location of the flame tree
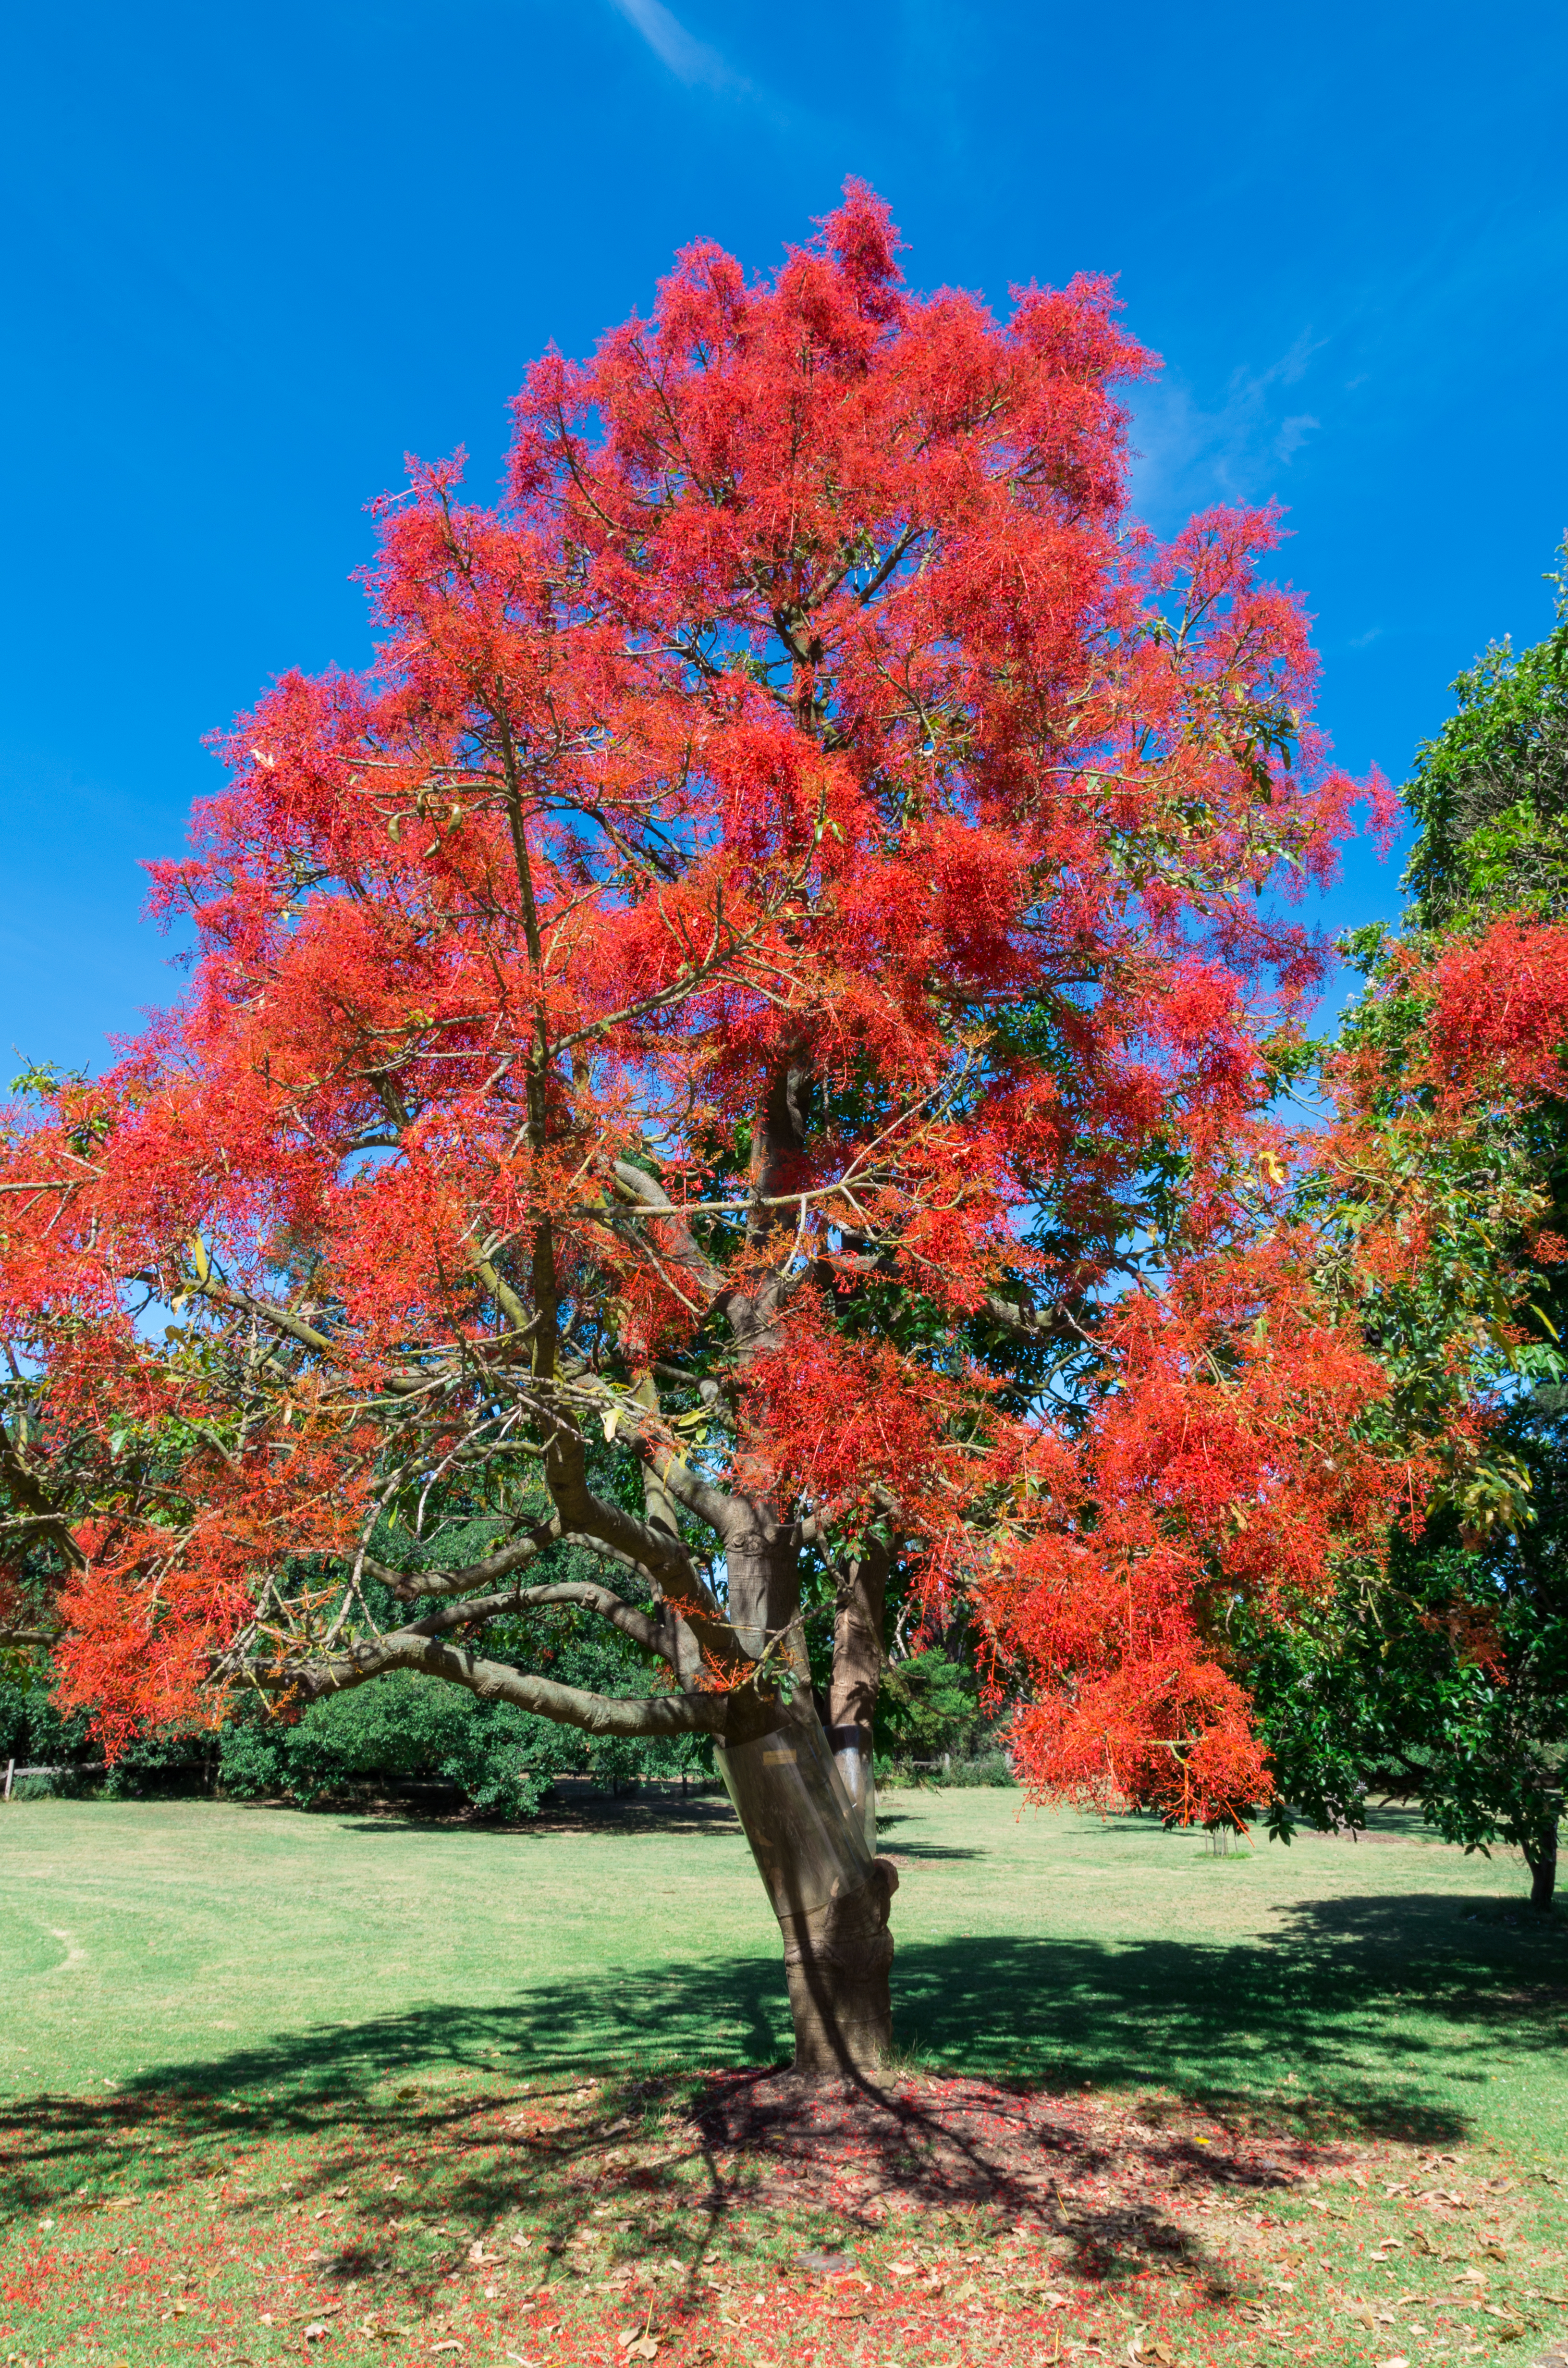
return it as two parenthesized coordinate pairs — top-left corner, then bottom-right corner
(0, 191), (1416, 2072)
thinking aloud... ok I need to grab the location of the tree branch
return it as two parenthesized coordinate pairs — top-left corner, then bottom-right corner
(364, 1519), (560, 1603)
(611, 1160), (727, 1302)
(0, 1417), (85, 1570)
(543, 1430), (730, 1610)
(401, 1578), (668, 1659)
(983, 1291), (1091, 1346)
(370, 1460), (740, 1673)
(187, 1278), (433, 1397)
(292, 1634), (741, 1737)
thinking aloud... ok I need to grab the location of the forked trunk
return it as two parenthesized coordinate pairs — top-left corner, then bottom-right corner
(1525, 1815), (1558, 1913)
(717, 1702), (898, 2078)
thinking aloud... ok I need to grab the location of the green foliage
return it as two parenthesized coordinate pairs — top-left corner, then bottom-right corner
(873, 1649), (983, 1762)
(878, 1747), (1016, 1789)
(219, 1676), (561, 1815)
(1243, 1390), (1566, 1887)
(939, 1750), (1016, 1787)
(2, 1502), (714, 1815)
(1402, 549), (1568, 932)
(220, 1657), (711, 1816)
(0, 1657), (219, 1797)
(0, 1657), (91, 1769)
(1328, 614), (1568, 1432)
(220, 1554), (713, 1815)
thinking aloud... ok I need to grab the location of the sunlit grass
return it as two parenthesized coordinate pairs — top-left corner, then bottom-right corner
(0, 1788), (1563, 2365)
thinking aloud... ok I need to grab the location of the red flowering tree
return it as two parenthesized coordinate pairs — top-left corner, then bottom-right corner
(0, 190), (1412, 2072)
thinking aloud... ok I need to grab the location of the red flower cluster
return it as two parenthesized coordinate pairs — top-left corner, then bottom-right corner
(1422, 917), (1568, 1108)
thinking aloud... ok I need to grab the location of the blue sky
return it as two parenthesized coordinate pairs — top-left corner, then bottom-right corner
(3, 0), (1566, 1071)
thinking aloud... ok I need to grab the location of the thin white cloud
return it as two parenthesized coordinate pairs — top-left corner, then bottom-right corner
(1129, 331), (1331, 526)
(607, 0), (745, 92)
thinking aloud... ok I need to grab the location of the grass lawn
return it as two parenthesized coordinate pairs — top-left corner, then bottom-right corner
(0, 1787), (1564, 2368)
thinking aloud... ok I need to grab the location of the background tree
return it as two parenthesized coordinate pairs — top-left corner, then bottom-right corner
(1241, 1462), (1567, 1909)
(0, 189), (1408, 2072)
(1239, 558), (1568, 1905)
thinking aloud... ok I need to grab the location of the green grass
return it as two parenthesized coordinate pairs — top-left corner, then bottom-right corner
(0, 1788), (1564, 2368)
(1, 1790), (1562, 2153)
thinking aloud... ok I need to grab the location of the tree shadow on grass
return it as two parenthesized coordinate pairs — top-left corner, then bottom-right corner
(0, 1981), (1349, 2322)
(0, 2054), (1322, 2334)
(897, 1907), (1564, 2144)
(874, 1838), (989, 1863)
(2, 1890), (1562, 2216)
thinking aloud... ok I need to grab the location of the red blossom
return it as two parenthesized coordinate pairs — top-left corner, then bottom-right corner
(1420, 915), (1568, 1106)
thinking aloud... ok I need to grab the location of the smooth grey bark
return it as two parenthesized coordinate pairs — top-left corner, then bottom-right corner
(698, 1061), (899, 2072)
(307, 1473), (897, 2072)
(296, 1633), (744, 1736)
(710, 1503), (896, 2072)
(828, 1539), (888, 1851)
(716, 1695), (898, 2077)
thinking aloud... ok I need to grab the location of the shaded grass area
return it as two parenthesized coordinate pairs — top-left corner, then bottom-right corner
(1, 1790), (1565, 2364)
(3, 2059), (1567, 2368)
(7, 1792), (1561, 2151)
(5, 1918), (1562, 2154)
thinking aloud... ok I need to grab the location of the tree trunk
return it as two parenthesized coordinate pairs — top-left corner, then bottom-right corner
(716, 1701), (898, 2078)
(829, 1539), (888, 1851)
(826, 1723), (877, 1854)
(714, 1058), (901, 2076)
(1525, 1814), (1558, 1912)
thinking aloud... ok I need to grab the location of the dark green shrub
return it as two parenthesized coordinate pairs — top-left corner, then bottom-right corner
(219, 1675), (566, 1814)
(941, 1750), (1016, 1787)
(218, 1615), (713, 1816)
(873, 1649), (982, 1761)
(0, 1659), (93, 1771)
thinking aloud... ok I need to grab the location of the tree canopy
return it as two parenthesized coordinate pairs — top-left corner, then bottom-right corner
(0, 188), (1480, 2060)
